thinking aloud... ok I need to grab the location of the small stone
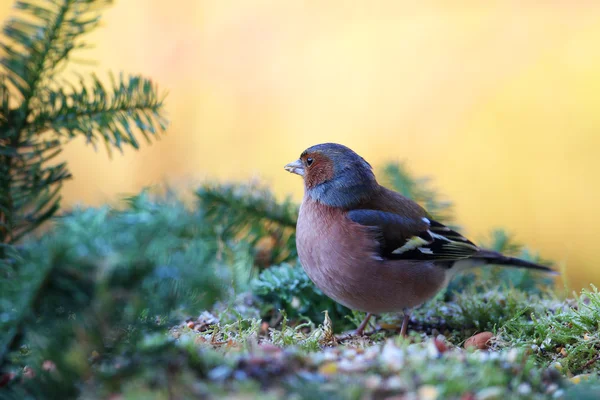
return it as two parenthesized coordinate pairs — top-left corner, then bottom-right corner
(198, 311), (219, 325)
(258, 343), (281, 353)
(427, 341), (440, 358)
(322, 350), (339, 362)
(186, 321), (195, 329)
(541, 337), (552, 350)
(363, 344), (381, 360)
(560, 348), (567, 357)
(551, 362), (562, 371)
(381, 340), (405, 371)
(406, 343), (425, 356)
(246, 356), (268, 367)
(545, 383), (558, 394)
(418, 384), (439, 400)
(570, 374), (592, 384)
(531, 344), (540, 352)
(475, 386), (503, 400)
(232, 370), (248, 381)
(342, 348), (358, 359)
(23, 366), (35, 379)
(364, 374), (382, 389)
(432, 338), (448, 354)
(318, 362), (338, 375)
(194, 336), (207, 344)
(42, 360), (56, 372)
(260, 321), (269, 334)
(385, 376), (404, 390)
(207, 365), (231, 381)
(291, 296), (301, 309)
(506, 348), (519, 363)
(338, 358), (368, 372)
(517, 383), (531, 395)
(465, 332), (493, 350)
(543, 367), (563, 383)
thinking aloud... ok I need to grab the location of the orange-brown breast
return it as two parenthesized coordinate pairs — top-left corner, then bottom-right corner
(296, 196), (448, 314)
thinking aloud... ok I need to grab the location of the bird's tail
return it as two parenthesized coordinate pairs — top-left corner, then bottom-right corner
(472, 249), (558, 275)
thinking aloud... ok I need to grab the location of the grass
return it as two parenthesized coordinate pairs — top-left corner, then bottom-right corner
(156, 284), (600, 399)
(498, 286), (600, 375)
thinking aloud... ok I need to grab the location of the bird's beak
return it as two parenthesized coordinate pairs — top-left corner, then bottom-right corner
(284, 159), (304, 176)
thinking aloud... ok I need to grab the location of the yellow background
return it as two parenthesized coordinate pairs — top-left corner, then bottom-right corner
(2, 1), (599, 290)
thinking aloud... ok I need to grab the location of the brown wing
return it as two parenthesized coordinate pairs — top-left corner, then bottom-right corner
(349, 186), (479, 261)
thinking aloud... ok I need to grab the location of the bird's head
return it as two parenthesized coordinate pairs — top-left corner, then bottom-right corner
(284, 143), (377, 208)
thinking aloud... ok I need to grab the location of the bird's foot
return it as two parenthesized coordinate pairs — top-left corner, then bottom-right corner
(399, 312), (410, 338)
(354, 312), (373, 337)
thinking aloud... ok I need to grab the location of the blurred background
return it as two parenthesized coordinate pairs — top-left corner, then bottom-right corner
(2, 0), (598, 289)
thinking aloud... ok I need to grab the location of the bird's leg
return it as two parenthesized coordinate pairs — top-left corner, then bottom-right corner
(400, 310), (410, 337)
(355, 313), (373, 336)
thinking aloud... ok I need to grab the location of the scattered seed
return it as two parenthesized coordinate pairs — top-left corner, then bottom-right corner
(465, 332), (493, 350)
(318, 362), (338, 375)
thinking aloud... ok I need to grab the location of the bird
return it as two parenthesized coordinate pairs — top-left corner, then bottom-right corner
(284, 143), (557, 337)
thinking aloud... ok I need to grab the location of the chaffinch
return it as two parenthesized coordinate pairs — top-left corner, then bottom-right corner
(284, 143), (556, 336)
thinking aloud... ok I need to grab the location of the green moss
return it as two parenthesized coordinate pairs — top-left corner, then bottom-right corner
(251, 263), (353, 331)
(498, 286), (600, 375)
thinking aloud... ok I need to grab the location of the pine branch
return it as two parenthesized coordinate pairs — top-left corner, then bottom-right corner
(30, 73), (168, 153)
(381, 162), (455, 225)
(485, 228), (525, 256)
(0, 126), (70, 246)
(0, 0), (110, 247)
(0, 252), (54, 369)
(197, 182), (298, 266)
(0, 1), (168, 248)
(1, 0), (112, 100)
(0, 194), (230, 381)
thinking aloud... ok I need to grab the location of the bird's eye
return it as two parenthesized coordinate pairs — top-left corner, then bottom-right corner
(306, 157), (314, 167)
